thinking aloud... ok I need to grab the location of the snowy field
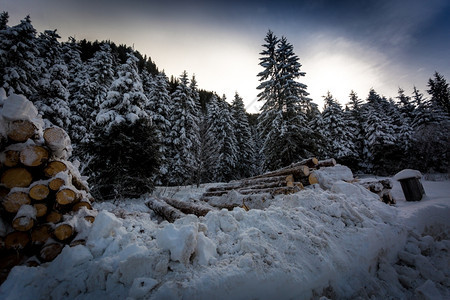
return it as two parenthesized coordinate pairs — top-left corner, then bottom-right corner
(0, 169), (449, 300)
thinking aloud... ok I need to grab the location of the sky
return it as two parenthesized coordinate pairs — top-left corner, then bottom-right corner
(2, 0), (450, 112)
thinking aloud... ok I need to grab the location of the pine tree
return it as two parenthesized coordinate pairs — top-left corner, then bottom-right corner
(231, 92), (256, 178)
(427, 72), (450, 114)
(34, 29), (72, 130)
(321, 92), (356, 161)
(167, 71), (201, 185)
(257, 31), (314, 171)
(146, 72), (172, 185)
(96, 52), (148, 130)
(0, 15), (40, 98)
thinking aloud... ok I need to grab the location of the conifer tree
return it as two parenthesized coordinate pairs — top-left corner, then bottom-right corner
(0, 15), (40, 97)
(257, 31), (313, 171)
(167, 71), (201, 185)
(427, 72), (450, 114)
(231, 92), (256, 178)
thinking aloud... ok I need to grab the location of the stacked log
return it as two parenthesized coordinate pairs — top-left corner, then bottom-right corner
(0, 101), (95, 284)
(358, 178), (395, 205)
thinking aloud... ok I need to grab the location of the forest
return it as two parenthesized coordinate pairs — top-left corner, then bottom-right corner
(1, 13), (449, 201)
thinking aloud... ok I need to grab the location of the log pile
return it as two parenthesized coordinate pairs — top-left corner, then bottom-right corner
(0, 100), (96, 284)
(358, 178), (395, 205)
(200, 157), (334, 204)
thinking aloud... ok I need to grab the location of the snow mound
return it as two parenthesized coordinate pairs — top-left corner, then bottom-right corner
(1, 94), (38, 121)
(394, 169), (423, 181)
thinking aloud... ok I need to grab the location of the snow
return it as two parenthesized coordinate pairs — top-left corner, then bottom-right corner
(394, 169), (423, 181)
(1, 94), (38, 121)
(1, 169), (449, 299)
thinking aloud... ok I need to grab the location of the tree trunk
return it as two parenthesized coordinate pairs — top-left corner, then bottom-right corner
(7, 120), (37, 142)
(1, 167), (33, 188)
(146, 197), (185, 223)
(20, 145), (49, 167)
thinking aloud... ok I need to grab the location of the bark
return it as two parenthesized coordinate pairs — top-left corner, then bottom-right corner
(238, 186), (302, 196)
(19, 145), (49, 167)
(29, 183), (50, 201)
(286, 157), (319, 169)
(146, 197), (185, 223)
(7, 120), (37, 142)
(43, 161), (67, 177)
(249, 164), (310, 181)
(207, 175), (294, 193)
(2, 191), (31, 213)
(1, 167), (33, 188)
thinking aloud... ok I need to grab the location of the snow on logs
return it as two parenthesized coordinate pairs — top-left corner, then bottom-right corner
(0, 95), (95, 283)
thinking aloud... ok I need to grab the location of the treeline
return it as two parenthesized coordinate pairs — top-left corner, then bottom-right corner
(0, 14), (448, 200)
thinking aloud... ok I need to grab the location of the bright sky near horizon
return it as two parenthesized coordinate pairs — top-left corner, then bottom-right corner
(2, 0), (450, 113)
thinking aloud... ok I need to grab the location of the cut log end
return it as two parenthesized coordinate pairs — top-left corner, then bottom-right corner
(56, 188), (77, 205)
(40, 243), (63, 262)
(33, 203), (48, 218)
(49, 178), (65, 191)
(20, 145), (49, 167)
(5, 231), (30, 250)
(31, 224), (52, 245)
(2, 191), (31, 213)
(4, 150), (20, 167)
(46, 211), (62, 224)
(43, 127), (67, 150)
(12, 216), (35, 232)
(53, 224), (73, 241)
(1, 167), (33, 188)
(7, 120), (37, 142)
(72, 201), (92, 211)
(29, 184), (50, 201)
(44, 161), (67, 177)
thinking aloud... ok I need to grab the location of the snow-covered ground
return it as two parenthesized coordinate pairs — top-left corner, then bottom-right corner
(1, 170), (449, 300)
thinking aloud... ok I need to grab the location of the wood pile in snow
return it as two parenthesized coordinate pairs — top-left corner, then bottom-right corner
(358, 178), (395, 204)
(0, 94), (96, 283)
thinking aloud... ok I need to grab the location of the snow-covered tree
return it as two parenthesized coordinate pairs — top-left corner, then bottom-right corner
(231, 92), (256, 178)
(321, 92), (356, 161)
(167, 71), (201, 185)
(34, 29), (72, 130)
(427, 72), (450, 114)
(257, 31), (314, 171)
(0, 15), (40, 98)
(146, 72), (172, 185)
(96, 52), (148, 130)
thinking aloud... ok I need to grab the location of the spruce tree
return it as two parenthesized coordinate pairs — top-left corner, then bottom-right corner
(427, 72), (450, 114)
(257, 31), (313, 171)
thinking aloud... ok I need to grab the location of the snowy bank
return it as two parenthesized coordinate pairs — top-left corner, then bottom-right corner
(1, 174), (449, 299)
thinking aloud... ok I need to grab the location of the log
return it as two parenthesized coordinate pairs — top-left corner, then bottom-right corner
(1, 167), (33, 188)
(71, 175), (90, 192)
(40, 242), (63, 262)
(49, 177), (65, 191)
(46, 211), (62, 223)
(70, 239), (86, 247)
(286, 157), (319, 169)
(31, 224), (52, 246)
(29, 183), (50, 201)
(2, 191), (31, 213)
(146, 197), (185, 222)
(0, 252), (25, 270)
(359, 178), (394, 204)
(4, 150), (20, 167)
(207, 175), (294, 193)
(239, 186), (302, 196)
(161, 197), (214, 217)
(13, 204), (36, 231)
(84, 216), (95, 223)
(19, 145), (49, 167)
(43, 161), (67, 177)
(7, 120), (37, 142)
(299, 172), (319, 186)
(318, 158), (336, 167)
(43, 127), (69, 154)
(72, 201), (92, 211)
(250, 165), (310, 181)
(5, 231), (30, 250)
(56, 188), (77, 205)
(53, 224), (73, 241)
(34, 203), (48, 218)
